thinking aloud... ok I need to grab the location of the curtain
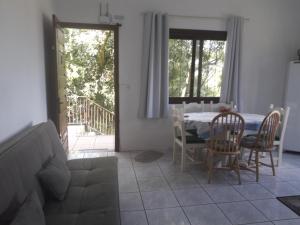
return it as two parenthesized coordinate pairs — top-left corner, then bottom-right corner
(138, 12), (169, 119)
(220, 16), (243, 109)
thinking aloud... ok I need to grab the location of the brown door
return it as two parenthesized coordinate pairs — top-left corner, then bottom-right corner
(52, 15), (68, 152)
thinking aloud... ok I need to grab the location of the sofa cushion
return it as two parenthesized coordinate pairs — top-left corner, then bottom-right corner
(38, 156), (71, 201)
(10, 192), (45, 225)
(44, 157), (120, 225)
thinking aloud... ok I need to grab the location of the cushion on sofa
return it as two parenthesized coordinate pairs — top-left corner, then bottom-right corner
(38, 156), (71, 201)
(10, 192), (45, 225)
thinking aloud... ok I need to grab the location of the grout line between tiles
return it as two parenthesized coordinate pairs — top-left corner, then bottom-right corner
(157, 160), (192, 225)
(116, 151), (300, 225)
(200, 182), (235, 225)
(248, 198), (275, 222)
(231, 182), (276, 201)
(132, 157), (150, 225)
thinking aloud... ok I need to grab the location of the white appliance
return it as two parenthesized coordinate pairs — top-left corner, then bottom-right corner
(284, 61), (300, 152)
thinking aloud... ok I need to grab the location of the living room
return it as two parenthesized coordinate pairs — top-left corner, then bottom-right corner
(1, 0), (300, 225)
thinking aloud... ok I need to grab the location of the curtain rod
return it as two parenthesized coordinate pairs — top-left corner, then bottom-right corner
(169, 14), (250, 21)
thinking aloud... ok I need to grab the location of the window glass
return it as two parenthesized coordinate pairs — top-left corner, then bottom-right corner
(193, 40), (201, 97)
(201, 40), (226, 97)
(168, 29), (227, 104)
(169, 39), (193, 97)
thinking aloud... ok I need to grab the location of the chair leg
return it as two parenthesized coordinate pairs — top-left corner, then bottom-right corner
(278, 144), (283, 167)
(208, 152), (213, 184)
(248, 149), (253, 166)
(228, 155), (233, 168)
(180, 145), (185, 172)
(235, 156), (241, 185)
(172, 141), (176, 163)
(270, 151), (276, 176)
(255, 151), (259, 182)
(192, 146), (195, 160)
(205, 149), (209, 168)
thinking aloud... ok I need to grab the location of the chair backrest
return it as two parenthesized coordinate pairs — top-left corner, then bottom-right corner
(183, 101), (234, 113)
(171, 106), (185, 142)
(273, 107), (290, 142)
(209, 102), (234, 112)
(209, 112), (245, 153)
(268, 105), (290, 142)
(183, 101), (204, 113)
(278, 107), (290, 143)
(256, 110), (281, 149)
(171, 105), (183, 120)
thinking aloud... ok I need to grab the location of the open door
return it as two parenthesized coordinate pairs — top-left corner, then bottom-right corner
(51, 15), (68, 152)
(48, 16), (121, 153)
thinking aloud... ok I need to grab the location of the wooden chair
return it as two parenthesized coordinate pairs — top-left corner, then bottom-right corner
(207, 112), (245, 184)
(241, 111), (281, 182)
(171, 107), (206, 171)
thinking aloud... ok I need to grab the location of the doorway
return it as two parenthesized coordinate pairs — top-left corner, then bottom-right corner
(50, 16), (120, 154)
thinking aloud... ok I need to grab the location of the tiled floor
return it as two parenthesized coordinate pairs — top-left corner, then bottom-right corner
(69, 150), (300, 225)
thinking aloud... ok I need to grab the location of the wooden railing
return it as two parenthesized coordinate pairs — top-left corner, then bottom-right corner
(67, 96), (115, 135)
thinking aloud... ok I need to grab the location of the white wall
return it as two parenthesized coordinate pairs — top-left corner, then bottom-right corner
(52, 0), (300, 151)
(0, 0), (54, 142)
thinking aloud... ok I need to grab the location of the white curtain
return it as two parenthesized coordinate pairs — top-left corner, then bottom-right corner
(138, 12), (169, 119)
(220, 16), (243, 109)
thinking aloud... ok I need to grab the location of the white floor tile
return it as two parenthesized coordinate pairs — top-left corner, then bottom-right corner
(218, 201), (267, 224)
(251, 199), (298, 220)
(147, 207), (190, 225)
(184, 204), (231, 225)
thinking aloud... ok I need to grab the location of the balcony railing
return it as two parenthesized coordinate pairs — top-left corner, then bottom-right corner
(67, 96), (115, 135)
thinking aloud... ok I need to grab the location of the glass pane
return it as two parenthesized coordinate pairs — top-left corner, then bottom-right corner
(169, 39), (193, 97)
(64, 28), (115, 112)
(193, 40), (200, 97)
(200, 40), (226, 97)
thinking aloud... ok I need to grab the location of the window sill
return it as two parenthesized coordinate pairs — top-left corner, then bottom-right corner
(169, 97), (220, 104)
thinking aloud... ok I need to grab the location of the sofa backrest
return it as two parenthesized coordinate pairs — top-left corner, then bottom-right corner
(0, 120), (67, 216)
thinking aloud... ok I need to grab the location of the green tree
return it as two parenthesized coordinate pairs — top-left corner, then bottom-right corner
(169, 39), (225, 98)
(64, 28), (115, 111)
(169, 39), (192, 97)
(201, 40), (225, 97)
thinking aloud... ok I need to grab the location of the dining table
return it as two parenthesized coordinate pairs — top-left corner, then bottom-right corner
(184, 112), (265, 139)
(184, 111), (266, 167)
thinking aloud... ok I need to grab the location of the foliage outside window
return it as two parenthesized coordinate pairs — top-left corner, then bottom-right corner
(64, 28), (115, 111)
(169, 29), (227, 104)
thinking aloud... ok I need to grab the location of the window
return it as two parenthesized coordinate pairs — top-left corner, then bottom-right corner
(169, 29), (227, 104)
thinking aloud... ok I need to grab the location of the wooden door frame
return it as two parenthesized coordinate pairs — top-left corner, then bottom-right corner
(57, 21), (121, 152)
(50, 15), (69, 152)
